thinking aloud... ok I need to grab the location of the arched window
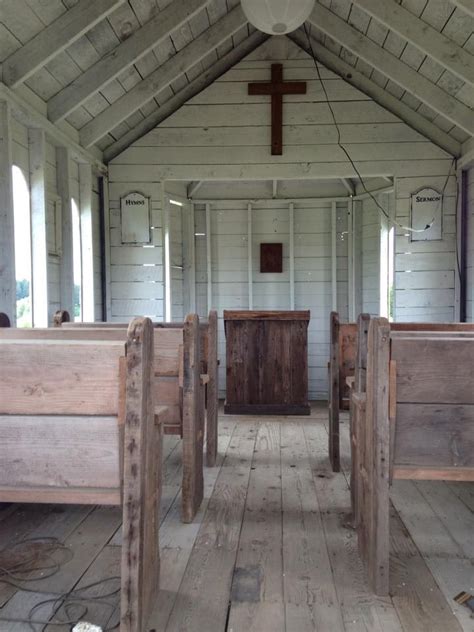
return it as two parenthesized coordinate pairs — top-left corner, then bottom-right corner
(12, 165), (32, 327)
(71, 197), (82, 321)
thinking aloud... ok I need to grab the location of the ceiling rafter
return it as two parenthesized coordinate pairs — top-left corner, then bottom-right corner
(80, 6), (248, 148)
(1, 0), (125, 88)
(187, 181), (203, 198)
(289, 29), (461, 157)
(103, 31), (269, 162)
(47, 0), (210, 123)
(449, 0), (474, 19)
(341, 178), (355, 195)
(307, 3), (473, 135)
(352, 0), (474, 85)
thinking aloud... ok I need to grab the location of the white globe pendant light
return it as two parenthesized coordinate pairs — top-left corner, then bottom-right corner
(241, 0), (315, 35)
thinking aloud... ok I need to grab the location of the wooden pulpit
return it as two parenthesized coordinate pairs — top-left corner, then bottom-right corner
(224, 310), (310, 415)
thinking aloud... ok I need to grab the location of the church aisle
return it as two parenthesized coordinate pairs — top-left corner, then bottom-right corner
(0, 407), (471, 631)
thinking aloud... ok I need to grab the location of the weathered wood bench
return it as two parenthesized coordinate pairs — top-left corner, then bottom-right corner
(54, 312), (209, 522)
(0, 317), (160, 631)
(329, 311), (474, 472)
(154, 310), (219, 467)
(328, 311), (357, 471)
(61, 310), (219, 465)
(351, 316), (474, 595)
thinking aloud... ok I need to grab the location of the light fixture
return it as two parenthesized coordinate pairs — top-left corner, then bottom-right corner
(241, 0), (315, 35)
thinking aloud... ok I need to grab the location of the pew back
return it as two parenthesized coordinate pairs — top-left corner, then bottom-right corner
(354, 317), (474, 596)
(0, 318), (160, 631)
(62, 310), (219, 467)
(45, 314), (205, 522)
(328, 311), (358, 471)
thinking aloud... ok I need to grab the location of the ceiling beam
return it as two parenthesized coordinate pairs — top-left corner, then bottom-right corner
(352, 0), (473, 86)
(80, 6), (248, 147)
(307, 4), (474, 135)
(187, 181), (203, 198)
(2, 0), (125, 88)
(449, 0), (474, 18)
(0, 83), (106, 172)
(341, 178), (355, 195)
(47, 0), (210, 123)
(103, 31), (268, 162)
(289, 30), (461, 157)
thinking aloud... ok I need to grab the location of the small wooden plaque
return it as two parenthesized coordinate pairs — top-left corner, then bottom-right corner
(260, 243), (282, 273)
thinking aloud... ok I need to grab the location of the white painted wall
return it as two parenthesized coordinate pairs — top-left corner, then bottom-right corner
(10, 115), (104, 325)
(107, 35), (460, 396)
(394, 174), (457, 322)
(193, 196), (349, 398)
(467, 167), (474, 322)
(108, 178), (163, 322)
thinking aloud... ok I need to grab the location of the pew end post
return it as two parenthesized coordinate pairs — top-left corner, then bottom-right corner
(206, 309), (219, 467)
(329, 311), (340, 472)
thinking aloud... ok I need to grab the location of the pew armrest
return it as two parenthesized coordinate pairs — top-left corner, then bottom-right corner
(155, 405), (172, 426)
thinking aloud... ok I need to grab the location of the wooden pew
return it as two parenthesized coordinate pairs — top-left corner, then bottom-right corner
(49, 313), (207, 522)
(328, 311), (357, 472)
(155, 310), (218, 467)
(0, 312), (10, 327)
(352, 317), (474, 595)
(62, 310), (219, 467)
(329, 311), (474, 472)
(0, 317), (160, 631)
(350, 316), (474, 532)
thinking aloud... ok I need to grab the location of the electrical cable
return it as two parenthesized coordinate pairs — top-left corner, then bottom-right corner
(302, 22), (457, 236)
(0, 537), (120, 631)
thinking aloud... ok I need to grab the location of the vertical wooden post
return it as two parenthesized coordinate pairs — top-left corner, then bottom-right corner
(331, 200), (337, 311)
(352, 199), (362, 316)
(329, 311), (340, 472)
(247, 202), (253, 309)
(355, 313), (371, 393)
(183, 202), (196, 313)
(79, 163), (94, 321)
(289, 202), (295, 309)
(100, 174), (112, 321)
(347, 198), (355, 321)
(182, 313), (204, 523)
(206, 203), (212, 311)
(28, 128), (49, 327)
(362, 317), (390, 596)
(350, 312), (370, 528)
(0, 102), (16, 324)
(206, 309), (219, 467)
(56, 146), (74, 316)
(121, 316), (161, 631)
(163, 198), (171, 321)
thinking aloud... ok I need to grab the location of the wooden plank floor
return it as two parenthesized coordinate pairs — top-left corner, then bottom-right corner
(0, 404), (472, 631)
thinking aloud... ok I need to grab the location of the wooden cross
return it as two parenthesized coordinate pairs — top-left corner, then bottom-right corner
(248, 63), (307, 155)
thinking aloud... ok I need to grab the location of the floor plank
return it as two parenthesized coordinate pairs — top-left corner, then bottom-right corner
(281, 421), (345, 632)
(227, 421), (284, 632)
(0, 408), (472, 632)
(164, 421), (257, 632)
(148, 418), (237, 631)
(303, 421), (405, 632)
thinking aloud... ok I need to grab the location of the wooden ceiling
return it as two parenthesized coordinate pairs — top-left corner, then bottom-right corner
(0, 0), (472, 162)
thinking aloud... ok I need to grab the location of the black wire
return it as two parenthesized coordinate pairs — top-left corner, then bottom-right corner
(0, 537), (120, 630)
(302, 22), (457, 235)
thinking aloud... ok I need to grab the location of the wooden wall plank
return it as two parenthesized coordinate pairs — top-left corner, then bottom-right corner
(0, 340), (124, 415)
